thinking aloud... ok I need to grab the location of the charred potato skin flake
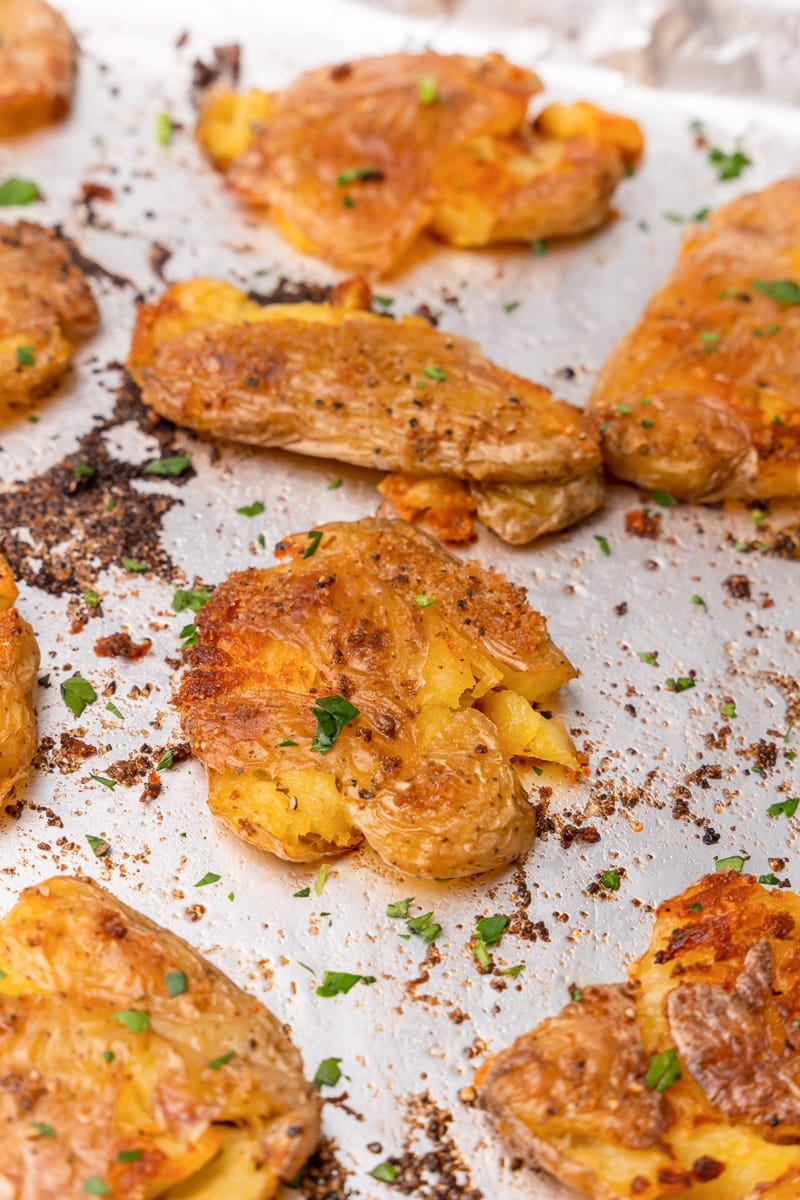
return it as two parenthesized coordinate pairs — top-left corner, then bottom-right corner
(0, 875), (320, 1199)
(176, 518), (579, 878)
(589, 176), (800, 502)
(479, 872), (800, 1199)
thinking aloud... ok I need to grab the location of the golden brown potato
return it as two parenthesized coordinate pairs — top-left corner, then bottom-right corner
(479, 871), (800, 1198)
(0, 221), (98, 410)
(589, 176), (800, 502)
(128, 277), (603, 545)
(0, 874), (320, 1199)
(0, 552), (38, 804)
(175, 517), (580, 878)
(195, 53), (643, 276)
(0, 0), (75, 137)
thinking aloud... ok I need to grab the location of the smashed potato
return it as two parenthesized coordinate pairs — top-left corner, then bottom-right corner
(0, 553), (38, 804)
(195, 52), (643, 275)
(480, 871), (800, 1198)
(175, 518), (580, 878)
(128, 276), (602, 544)
(0, 221), (99, 409)
(590, 176), (800, 501)
(0, 0), (75, 137)
(0, 874), (320, 1199)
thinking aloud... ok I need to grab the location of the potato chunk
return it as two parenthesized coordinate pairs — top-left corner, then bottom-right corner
(480, 872), (800, 1198)
(0, 875), (320, 1199)
(175, 517), (579, 878)
(0, 0), (75, 136)
(589, 176), (800, 501)
(128, 276), (602, 545)
(194, 52), (642, 276)
(0, 553), (38, 804)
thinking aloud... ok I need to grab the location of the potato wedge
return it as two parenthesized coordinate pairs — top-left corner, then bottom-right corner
(479, 871), (800, 1198)
(589, 176), (800, 501)
(0, 0), (75, 136)
(0, 552), (38, 804)
(175, 518), (579, 878)
(0, 221), (98, 409)
(195, 53), (642, 276)
(0, 874), (320, 1199)
(128, 276), (602, 544)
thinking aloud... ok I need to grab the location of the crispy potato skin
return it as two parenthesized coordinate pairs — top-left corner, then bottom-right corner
(128, 277), (602, 543)
(0, 553), (38, 804)
(175, 518), (578, 878)
(195, 53), (642, 275)
(0, 222), (98, 409)
(479, 872), (800, 1198)
(589, 177), (800, 501)
(0, 875), (320, 1199)
(0, 0), (75, 136)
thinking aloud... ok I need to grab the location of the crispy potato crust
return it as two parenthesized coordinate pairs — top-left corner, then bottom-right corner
(128, 276), (602, 544)
(0, 874), (320, 1199)
(589, 176), (800, 501)
(175, 518), (579, 877)
(0, 553), (38, 804)
(195, 53), (642, 275)
(0, 0), (75, 136)
(480, 872), (800, 1198)
(0, 221), (98, 409)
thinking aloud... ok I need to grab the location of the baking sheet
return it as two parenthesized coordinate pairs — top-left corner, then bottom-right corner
(1, 1), (799, 1196)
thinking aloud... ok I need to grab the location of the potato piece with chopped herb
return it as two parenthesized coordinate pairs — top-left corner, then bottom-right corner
(479, 871), (800, 1198)
(194, 52), (642, 276)
(0, 874), (320, 1199)
(127, 276), (602, 545)
(0, 553), (38, 804)
(175, 517), (579, 878)
(0, 222), (98, 409)
(0, 0), (75, 136)
(589, 176), (800, 501)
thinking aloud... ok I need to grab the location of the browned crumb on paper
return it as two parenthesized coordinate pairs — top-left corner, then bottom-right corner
(293, 1136), (352, 1198)
(0, 377), (192, 594)
(624, 508), (661, 539)
(94, 632), (152, 659)
(191, 43), (241, 99)
(375, 1091), (483, 1199)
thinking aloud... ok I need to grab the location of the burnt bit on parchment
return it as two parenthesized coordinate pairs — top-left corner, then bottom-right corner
(0, 377), (192, 594)
(191, 43), (241, 101)
(293, 1136), (352, 1198)
(247, 278), (334, 307)
(377, 1091), (483, 1199)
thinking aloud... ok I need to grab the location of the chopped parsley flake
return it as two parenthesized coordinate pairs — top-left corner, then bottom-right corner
(16, 345), (36, 365)
(294, 887), (311, 898)
(387, 897), (414, 918)
(82, 589), (100, 608)
(645, 1047), (681, 1092)
(652, 488), (678, 507)
(38, 673), (51, 687)
(156, 748), (174, 771)
(637, 651), (658, 665)
(277, 738), (299, 747)
(767, 797), (799, 819)
(195, 872), (221, 887)
(90, 775), (117, 791)
(179, 623), (199, 646)
(371, 1163), (398, 1183)
(475, 915), (509, 945)
(691, 594), (708, 612)
(759, 873), (780, 886)
(83, 1178), (110, 1196)
(689, 902), (703, 913)
(112, 1009), (150, 1033)
(423, 365), (447, 381)
(60, 674), (97, 717)
(143, 453), (191, 477)
(118, 1149), (143, 1163)
(310, 695), (359, 753)
(313, 1057), (343, 1088)
(237, 500), (265, 517)
(208, 1050), (236, 1070)
(315, 971), (376, 997)
(715, 854), (745, 873)
(304, 529), (323, 558)
(414, 591), (436, 607)
(666, 676), (695, 693)
(503, 301), (520, 314)
(165, 969), (188, 997)
(500, 964), (525, 977)
(86, 834), (111, 858)
(73, 462), (95, 478)
(570, 985), (583, 1002)
(594, 535), (610, 556)
(373, 294), (394, 308)
(752, 278), (800, 304)
(407, 911), (442, 943)
(531, 239), (548, 256)
(708, 145), (751, 181)
(172, 586), (210, 613)
(600, 869), (621, 891)
(616, 403), (632, 414)
(120, 556), (148, 573)
(336, 166), (383, 186)
(418, 75), (438, 105)
(155, 111), (173, 146)
(314, 864), (330, 896)
(0, 177), (40, 205)
(720, 700), (737, 719)
(328, 479), (342, 489)
(31, 1121), (55, 1137)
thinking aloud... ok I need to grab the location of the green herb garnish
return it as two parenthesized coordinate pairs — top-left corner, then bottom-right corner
(61, 674), (97, 717)
(645, 1047), (681, 1092)
(310, 695), (359, 754)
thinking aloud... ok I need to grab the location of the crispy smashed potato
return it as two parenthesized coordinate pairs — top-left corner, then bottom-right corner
(0, 0), (75, 137)
(175, 518), (580, 878)
(480, 871), (800, 1198)
(128, 276), (602, 544)
(0, 221), (98, 410)
(195, 53), (643, 275)
(0, 874), (319, 1199)
(590, 176), (800, 501)
(0, 553), (38, 804)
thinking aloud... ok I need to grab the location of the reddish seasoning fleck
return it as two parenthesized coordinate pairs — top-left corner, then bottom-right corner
(624, 509), (661, 539)
(94, 632), (152, 659)
(81, 181), (115, 203)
